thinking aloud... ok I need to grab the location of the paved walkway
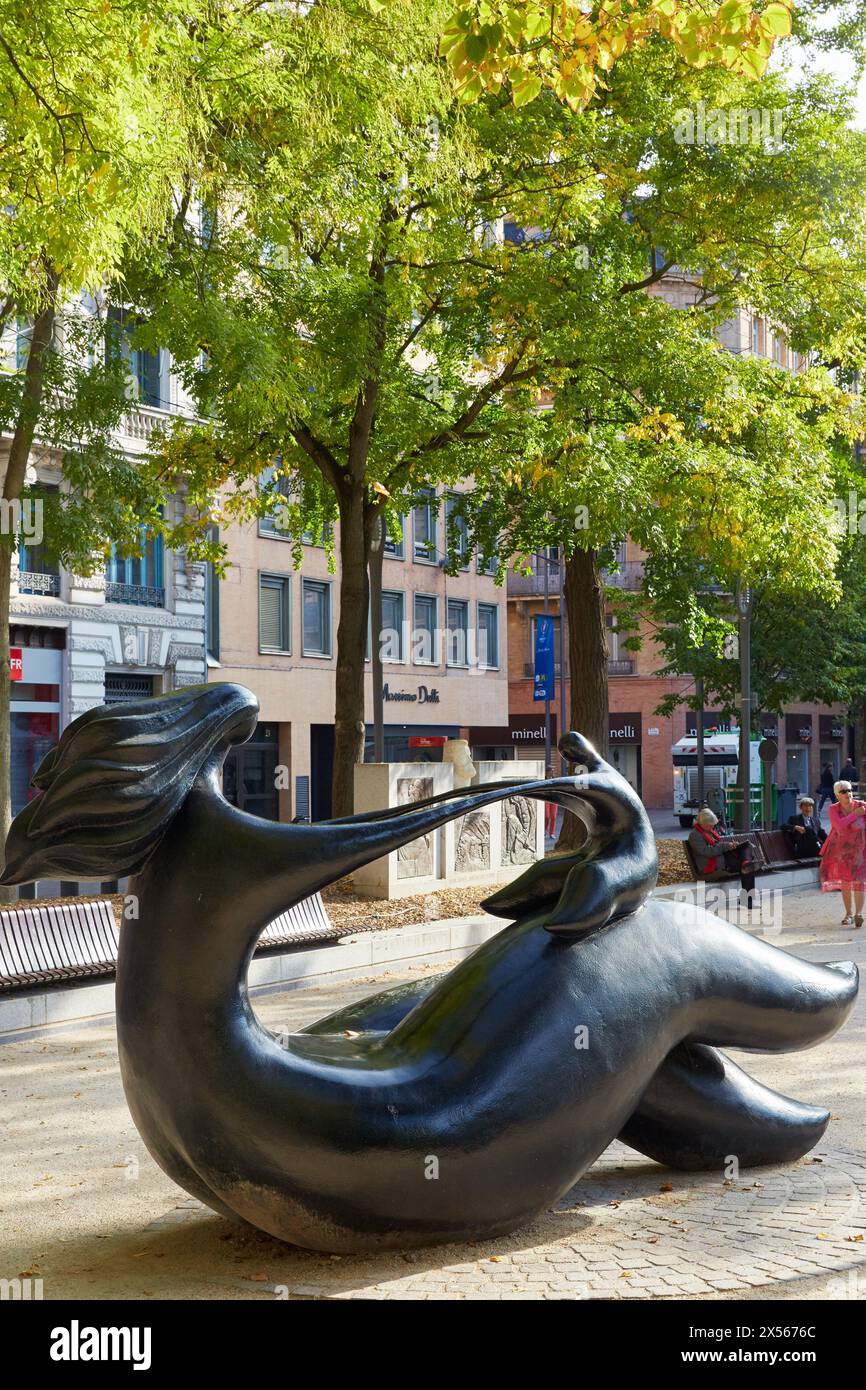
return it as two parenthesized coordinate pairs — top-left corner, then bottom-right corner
(1, 887), (864, 1300)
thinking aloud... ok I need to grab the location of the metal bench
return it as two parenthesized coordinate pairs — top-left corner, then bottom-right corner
(0, 893), (355, 994)
(754, 828), (821, 874)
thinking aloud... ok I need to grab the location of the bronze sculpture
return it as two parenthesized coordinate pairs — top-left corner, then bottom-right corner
(2, 683), (857, 1252)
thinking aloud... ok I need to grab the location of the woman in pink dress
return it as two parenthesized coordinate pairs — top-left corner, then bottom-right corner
(820, 779), (866, 926)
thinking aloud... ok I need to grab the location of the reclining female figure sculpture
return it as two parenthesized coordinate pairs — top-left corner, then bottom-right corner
(2, 683), (857, 1252)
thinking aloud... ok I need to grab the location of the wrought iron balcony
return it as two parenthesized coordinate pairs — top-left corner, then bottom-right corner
(601, 562), (644, 590)
(18, 570), (60, 597)
(105, 582), (165, 608)
(508, 563), (563, 597)
(608, 658), (635, 675)
(509, 558), (645, 596)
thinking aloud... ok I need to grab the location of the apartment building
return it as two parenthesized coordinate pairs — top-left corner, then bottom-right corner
(507, 543), (848, 809)
(3, 317), (207, 825)
(213, 486), (509, 821)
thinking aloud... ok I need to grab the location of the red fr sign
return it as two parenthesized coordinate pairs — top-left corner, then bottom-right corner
(9, 648), (23, 681)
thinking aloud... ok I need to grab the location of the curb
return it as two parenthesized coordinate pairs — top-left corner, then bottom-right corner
(0, 914), (502, 1040)
(654, 865), (820, 899)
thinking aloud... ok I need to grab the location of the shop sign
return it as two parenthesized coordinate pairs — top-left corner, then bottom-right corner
(383, 684), (440, 704)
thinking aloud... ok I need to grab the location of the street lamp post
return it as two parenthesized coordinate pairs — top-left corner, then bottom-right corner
(369, 516), (385, 763)
(737, 584), (753, 832)
(558, 551), (567, 774)
(543, 548), (552, 771)
(695, 674), (705, 806)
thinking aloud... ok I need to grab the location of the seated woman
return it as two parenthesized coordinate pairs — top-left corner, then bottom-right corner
(785, 796), (827, 859)
(688, 807), (756, 898)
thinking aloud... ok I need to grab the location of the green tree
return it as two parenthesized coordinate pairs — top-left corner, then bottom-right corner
(457, 53), (866, 837)
(124, 0), (622, 814)
(0, 1), (215, 892)
(125, 2), (866, 820)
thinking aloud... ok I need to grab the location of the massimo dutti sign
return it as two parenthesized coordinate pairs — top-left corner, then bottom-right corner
(383, 684), (440, 704)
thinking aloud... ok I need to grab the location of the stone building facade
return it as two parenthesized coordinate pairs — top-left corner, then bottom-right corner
(4, 387), (207, 824)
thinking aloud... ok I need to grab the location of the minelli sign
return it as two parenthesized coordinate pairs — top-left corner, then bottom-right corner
(9, 648), (23, 682)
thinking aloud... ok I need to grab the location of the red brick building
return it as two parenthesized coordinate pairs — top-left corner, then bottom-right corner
(507, 545), (849, 810)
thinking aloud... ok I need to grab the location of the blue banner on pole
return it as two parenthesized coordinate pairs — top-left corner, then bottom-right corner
(533, 615), (555, 702)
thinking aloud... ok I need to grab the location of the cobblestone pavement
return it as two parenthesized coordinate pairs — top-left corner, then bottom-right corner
(1, 886), (864, 1300)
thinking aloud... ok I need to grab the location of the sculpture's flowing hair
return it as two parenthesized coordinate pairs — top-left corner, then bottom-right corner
(1, 683), (259, 885)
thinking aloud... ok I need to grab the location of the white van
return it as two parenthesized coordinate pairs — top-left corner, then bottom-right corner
(672, 733), (762, 828)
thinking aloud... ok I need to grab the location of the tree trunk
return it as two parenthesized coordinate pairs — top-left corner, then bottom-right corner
(557, 546), (609, 851)
(0, 272), (58, 902)
(330, 484), (371, 818)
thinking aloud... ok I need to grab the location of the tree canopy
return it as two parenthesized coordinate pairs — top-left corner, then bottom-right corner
(441, 0), (794, 109)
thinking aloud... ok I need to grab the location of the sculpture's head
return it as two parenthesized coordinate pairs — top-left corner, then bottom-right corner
(0, 683), (258, 886)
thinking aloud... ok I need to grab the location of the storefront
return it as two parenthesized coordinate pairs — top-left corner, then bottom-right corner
(819, 714), (845, 780)
(9, 630), (64, 817)
(469, 713), (557, 763)
(608, 712), (642, 794)
(785, 713), (813, 796)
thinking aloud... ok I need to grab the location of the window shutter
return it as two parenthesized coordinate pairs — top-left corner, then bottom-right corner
(260, 579), (284, 650)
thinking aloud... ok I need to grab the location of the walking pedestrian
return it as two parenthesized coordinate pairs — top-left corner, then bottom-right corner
(819, 780), (866, 927)
(544, 764), (558, 842)
(817, 763), (835, 812)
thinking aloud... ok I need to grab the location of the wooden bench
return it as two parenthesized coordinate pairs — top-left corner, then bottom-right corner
(684, 828), (820, 881)
(0, 893), (357, 995)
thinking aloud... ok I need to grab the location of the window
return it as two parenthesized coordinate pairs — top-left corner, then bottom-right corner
(303, 578), (332, 656)
(104, 674), (155, 704)
(605, 612), (634, 673)
(446, 598), (469, 667)
(259, 573), (291, 653)
(105, 527), (165, 605)
(105, 307), (163, 408)
(378, 590), (405, 662)
(413, 491), (438, 563)
(205, 525), (220, 661)
(134, 346), (162, 407)
(303, 519), (333, 547)
(15, 317), (30, 371)
(259, 464), (332, 545)
(259, 464), (293, 538)
(477, 603), (499, 669)
(413, 593), (438, 665)
(751, 316), (762, 356)
(445, 495), (469, 568)
(383, 516), (405, 559)
(17, 485), (60, 595)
